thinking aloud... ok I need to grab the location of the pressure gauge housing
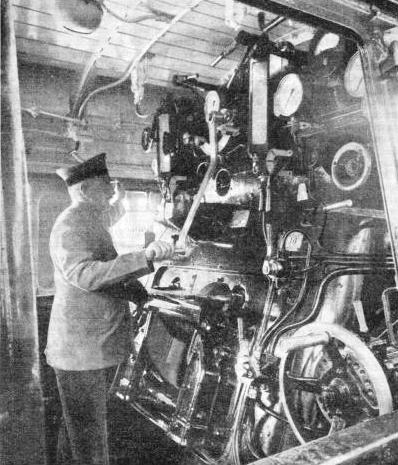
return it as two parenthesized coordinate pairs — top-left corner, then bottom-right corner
(273, 73), (303, 117)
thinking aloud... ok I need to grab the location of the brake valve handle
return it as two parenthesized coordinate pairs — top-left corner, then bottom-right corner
(323, 199), (353, 212)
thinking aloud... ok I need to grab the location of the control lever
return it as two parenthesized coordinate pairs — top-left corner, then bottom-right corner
(175, 91), (221, 255)
(173, 73), (199, 82)
(171, 234), (186, 256)
(237, 317), (245, 346)
(322, 199), (353, 212)
(212, 30), (258, 68)
(318, 199), (353, 246)
(265, 148), (293, 175)
(261, 149), (293, 258)
(264, 175), (273, 258)
(236, 317), (251, 377)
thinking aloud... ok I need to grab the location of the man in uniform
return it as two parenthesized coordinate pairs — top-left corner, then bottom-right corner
(46, 153), (174, 465)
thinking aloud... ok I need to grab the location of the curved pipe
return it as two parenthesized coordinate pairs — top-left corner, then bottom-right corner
(269, 265), (395, 353)
(255, 239), (312, 355)
(22, 107), (84, 125)
(102, 2), (172, 24)
(76, 0), (205, 119)
(71, 1), (172, 116)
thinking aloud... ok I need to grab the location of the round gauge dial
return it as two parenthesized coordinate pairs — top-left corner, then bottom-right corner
(313, 32), (340, 56)
(204, 90), (220, 121)
(274, 73), (303, 117)
(344, 52), (365, 98)
(284, 231), (305, 252)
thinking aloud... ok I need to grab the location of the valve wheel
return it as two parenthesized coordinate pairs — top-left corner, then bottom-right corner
(279, 323), (392, 444)
(331, 142), (372, 191)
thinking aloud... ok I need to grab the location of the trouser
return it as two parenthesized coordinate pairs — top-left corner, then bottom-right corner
(54, 366), (116, 465)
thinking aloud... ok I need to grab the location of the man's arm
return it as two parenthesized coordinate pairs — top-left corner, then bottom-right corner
(51, 222), (153, 292)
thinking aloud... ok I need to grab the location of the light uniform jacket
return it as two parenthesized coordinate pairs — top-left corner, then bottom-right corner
(46, 201), (152, 371)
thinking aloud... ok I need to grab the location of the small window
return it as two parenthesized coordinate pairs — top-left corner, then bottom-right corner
(110, 190), (161, 254)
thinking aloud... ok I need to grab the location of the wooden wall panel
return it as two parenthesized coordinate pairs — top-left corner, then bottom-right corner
(18, 61), (183, 180)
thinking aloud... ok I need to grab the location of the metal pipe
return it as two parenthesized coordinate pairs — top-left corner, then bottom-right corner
(1, 1), (46, 462)
(257, 239), (312, 352)
(70, 16), (125, 116)
(71, 0), (158, 116)
(101, 2), (172, 24)
(22, 107), (84, 125)
(261, 15), (286, 33)
(275, 332), (330, 357)
(77, 0), (205, 119)
(269, 266), (395, 353)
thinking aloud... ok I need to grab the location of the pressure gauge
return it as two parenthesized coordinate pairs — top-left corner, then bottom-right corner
(204, 90), (220, 121)
(312, 32), (340, 56)
(344, 52), (365, 98)
(284, 231), (304, 252)
(273, 73), (303, 117)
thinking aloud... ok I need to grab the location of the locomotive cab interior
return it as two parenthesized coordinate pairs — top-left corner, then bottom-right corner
(2, 1), (398, 464)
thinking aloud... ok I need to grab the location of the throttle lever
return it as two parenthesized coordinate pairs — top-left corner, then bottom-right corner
(172, 234), (187, 256)
(323, 199), (353, 212)
(176, 92), (220, 256)
(318, 199), (353, 247)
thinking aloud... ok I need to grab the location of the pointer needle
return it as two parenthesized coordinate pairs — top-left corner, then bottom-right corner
(284, 88), (295, 113)
(353, 77), (363, 94)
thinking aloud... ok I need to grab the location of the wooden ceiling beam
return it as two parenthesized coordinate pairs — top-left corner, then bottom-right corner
(13, 3), (296, 50)
(17, 41), (222, 87)
(18, 51), (173, 88)
(16, 41), (178, 88)
(14, 20), (237, 71)
(15, 27), (227, 83)
(13, 0), (313, 99)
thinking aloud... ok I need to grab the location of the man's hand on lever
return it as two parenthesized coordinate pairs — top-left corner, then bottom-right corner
(145, 240), (175, 261)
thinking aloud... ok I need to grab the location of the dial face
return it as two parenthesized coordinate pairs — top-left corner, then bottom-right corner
(284, 231), (304, 252)
(344, 52), (365, 98)
(204, 90), (220, 121)
(273, 73), (303, 117)
(313, 32), (340, 56)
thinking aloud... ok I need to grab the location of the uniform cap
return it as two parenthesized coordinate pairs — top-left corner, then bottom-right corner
(56, 153), (109, 186)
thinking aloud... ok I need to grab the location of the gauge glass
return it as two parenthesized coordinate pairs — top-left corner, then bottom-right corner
(284, 231), (304, 252)
(313, 32), (340, 56)
(344, 52), (365, 98)
(273, 73), (303, 117)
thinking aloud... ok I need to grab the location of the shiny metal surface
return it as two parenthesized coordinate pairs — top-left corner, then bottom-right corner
(111, 3), (398, 464)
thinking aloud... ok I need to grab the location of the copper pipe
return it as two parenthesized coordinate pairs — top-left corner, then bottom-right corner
(77, 0), (205, 119)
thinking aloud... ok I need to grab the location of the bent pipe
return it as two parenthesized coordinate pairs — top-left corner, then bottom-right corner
(268, 265), (395, 354)
(75, 0), (205, 119)
(256, 238), (313, 352)
(275, 331), (331, 357)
